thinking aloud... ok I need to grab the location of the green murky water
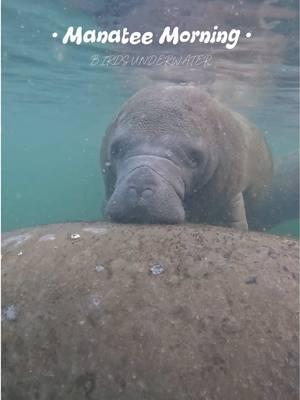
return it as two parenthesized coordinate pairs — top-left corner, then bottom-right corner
(2, 0), (299, 237)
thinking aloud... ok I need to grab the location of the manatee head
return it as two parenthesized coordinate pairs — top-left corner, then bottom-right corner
(101, 86), (219, 224)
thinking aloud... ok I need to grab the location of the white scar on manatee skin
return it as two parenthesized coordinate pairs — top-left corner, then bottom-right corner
(2, 305), (17, 321)
(2, 234), (32, 248)
(83, 227), (108, 235)
(38, 234), (56, 242)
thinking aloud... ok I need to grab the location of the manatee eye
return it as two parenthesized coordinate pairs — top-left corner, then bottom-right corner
(185, 148), (204, 169)
(110, 138), (125, 158)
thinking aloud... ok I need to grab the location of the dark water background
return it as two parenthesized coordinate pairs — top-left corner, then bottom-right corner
(2, 0), (299, 237)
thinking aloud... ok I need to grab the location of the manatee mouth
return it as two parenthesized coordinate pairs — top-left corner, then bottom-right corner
(105, 155), (186, 224)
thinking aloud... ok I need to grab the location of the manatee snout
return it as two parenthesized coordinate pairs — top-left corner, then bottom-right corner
(105, 156), (185, 224)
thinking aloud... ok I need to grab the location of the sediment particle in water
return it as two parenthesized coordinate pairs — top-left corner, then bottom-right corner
(95, 265), (105, 272)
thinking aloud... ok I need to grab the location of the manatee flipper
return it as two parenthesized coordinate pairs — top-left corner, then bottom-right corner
(248, 151), (299, 231)
(226, 192), (249, 231)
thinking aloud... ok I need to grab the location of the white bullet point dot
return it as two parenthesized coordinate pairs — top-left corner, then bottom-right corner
(246, 32), (252, 38)
(52, 32), (58, 38)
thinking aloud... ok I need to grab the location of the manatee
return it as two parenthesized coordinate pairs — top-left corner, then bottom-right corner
(101, 84), (274, 231)
(251, 151), (299, 230)
(2, 222), (299, 400)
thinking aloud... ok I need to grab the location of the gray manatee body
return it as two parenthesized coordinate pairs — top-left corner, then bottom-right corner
(251, 151), (299, 230)
(2, 223), (299, 400)
(101, 84), (274, 230)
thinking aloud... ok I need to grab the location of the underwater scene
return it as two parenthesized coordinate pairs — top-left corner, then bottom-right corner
(2, 0), (299, 237)
(2, 2), (299, 400)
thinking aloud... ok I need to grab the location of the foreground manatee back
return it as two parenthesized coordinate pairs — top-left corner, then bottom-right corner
(2, 223), (299, 400)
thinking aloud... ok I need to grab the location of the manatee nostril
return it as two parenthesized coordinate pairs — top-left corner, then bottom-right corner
(141, 188), (153, 199)
(128, 187), (138, 201)
(128, 186), (153, 200)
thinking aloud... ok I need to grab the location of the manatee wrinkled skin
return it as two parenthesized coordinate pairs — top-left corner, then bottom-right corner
(101, 84), (273, 230)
